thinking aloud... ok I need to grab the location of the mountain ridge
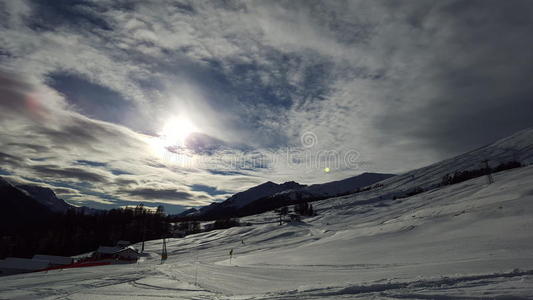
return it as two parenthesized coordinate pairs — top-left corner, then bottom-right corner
(194, 172), (395, 219)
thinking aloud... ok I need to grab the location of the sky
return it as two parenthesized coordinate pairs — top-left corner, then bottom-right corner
(1, 0), (533, 214)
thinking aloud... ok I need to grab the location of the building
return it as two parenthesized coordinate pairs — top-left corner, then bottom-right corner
(94, 246), (122, 260)
(0, 257), (50, 276)
(203, 222), (215, 231)
(93, 246), (140, 262)
(115, 247), (140, 261)
(171, 230), (186, 238)
(32, 255), (73, 267)
(116, 240), (131, 248)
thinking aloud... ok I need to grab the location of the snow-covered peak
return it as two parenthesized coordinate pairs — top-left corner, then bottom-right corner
(220, 180), (307, 209)
(304, 172), (395, 197)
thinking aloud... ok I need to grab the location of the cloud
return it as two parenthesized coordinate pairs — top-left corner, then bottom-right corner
(2, 0), (533, 212)
(67, 194), (115, 206)
(2, 175), (82, 198)
(117, 185), (213, 207)
(121, 187), (194, 201)
(30, 164), (111, 184)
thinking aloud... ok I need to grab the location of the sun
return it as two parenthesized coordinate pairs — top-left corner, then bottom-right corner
(159, 116), (198, 146)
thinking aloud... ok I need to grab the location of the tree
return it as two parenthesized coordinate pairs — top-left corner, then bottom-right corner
(213, 218), (240, 230)
(156, 205), (165, 216)
(294, 202), (314, 216)
(275, 206), (289, 225)
(134, 203), (145, 216)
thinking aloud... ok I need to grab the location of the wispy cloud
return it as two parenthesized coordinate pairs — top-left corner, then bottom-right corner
(1, 0), (533, 213)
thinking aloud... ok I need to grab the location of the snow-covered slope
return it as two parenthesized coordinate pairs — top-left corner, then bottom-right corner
(2, 164), (533, 299)
(357, 127), (533, 201)
(16, 185), (72, 213)
(304, 172), (394, 196)
(1, 128), (533, 299)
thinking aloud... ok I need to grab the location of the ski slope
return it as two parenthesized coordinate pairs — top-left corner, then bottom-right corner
(2, 162), (533, 299)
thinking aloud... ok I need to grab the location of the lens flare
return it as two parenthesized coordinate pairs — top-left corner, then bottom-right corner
(160, 116), (197, 146)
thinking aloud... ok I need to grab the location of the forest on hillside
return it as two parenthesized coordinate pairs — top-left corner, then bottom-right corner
(0, 204), (169, 259)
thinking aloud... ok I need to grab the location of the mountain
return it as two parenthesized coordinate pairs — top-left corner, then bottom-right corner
(16, 185), (72, 213)
(236, 172), (395, 217)
(360, 127), (533, 201)
(198, 181), (307, 218)
(305, 172), (395, 197)
(220, 181), (306, 209)
(0, 178), (52, 232)
(1, 178), (102, 217)
(2, 129), (533, 297)
(197, 173), (395, 219)
(196, 128), (533, 221)
(176, 207), (198, 217)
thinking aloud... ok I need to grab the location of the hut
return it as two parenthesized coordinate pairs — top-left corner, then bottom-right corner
(0, 257), (50, 276)
(33, 254), (73, 267)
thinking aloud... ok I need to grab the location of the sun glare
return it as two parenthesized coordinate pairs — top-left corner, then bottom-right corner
(160, 116), (197, 146)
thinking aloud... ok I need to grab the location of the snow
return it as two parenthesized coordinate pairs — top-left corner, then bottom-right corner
(2, 165), (533, 298)
(2, 129), (533, 299)
(303, 172), (394, 197)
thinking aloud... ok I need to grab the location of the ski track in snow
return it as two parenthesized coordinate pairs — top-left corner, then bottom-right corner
(2, 135), (533, 299)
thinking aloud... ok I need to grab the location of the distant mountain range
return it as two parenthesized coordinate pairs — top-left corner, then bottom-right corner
(181, 128), (533, 220)
(185, 172), (395, 219)
(4, 127), (533, 224)
(0, 177), (53, 231)
(193, 181), (307, 218)
(0, 178), (101, 231)
(15, 185), (73, 213)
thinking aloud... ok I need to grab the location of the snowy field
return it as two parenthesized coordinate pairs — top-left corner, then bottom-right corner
(2, 163), (533, 299)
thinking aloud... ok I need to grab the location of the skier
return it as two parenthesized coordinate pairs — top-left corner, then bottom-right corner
(229, 248), (234, 264)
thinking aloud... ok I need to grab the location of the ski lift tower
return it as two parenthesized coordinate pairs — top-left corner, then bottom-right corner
(481, 159), (494, 184)
(161, 238), (168, 264)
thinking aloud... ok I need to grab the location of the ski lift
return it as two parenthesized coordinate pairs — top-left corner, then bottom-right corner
(161, 238), (168, 263)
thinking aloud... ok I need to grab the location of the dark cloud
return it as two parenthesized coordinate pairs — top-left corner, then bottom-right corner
(0, 71), (41, 118)
(184, 133), (227, 154)
(33, 116), (143, 152)
(372, 0), (533, 157)
(7, 142), (50, 153)
(52, 187), (79, 195)
(113, 177), (138, 186)
(122, 187), (194, 201)
(45, 71), (157, 136)
(31, 164), (110, 183)
(75, 160), (107, 167)
(0, 151), (23, 169)
(2, 0), (533, 211)
(27, 0), (112, 32)
(206, 169), (248, 176)
(190, 184), (229, 196)
(110, 169), (131, 176)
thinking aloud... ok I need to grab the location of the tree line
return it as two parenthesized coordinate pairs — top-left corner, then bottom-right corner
(0, 204), (170, 259)
(441, 160), (522, 186)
